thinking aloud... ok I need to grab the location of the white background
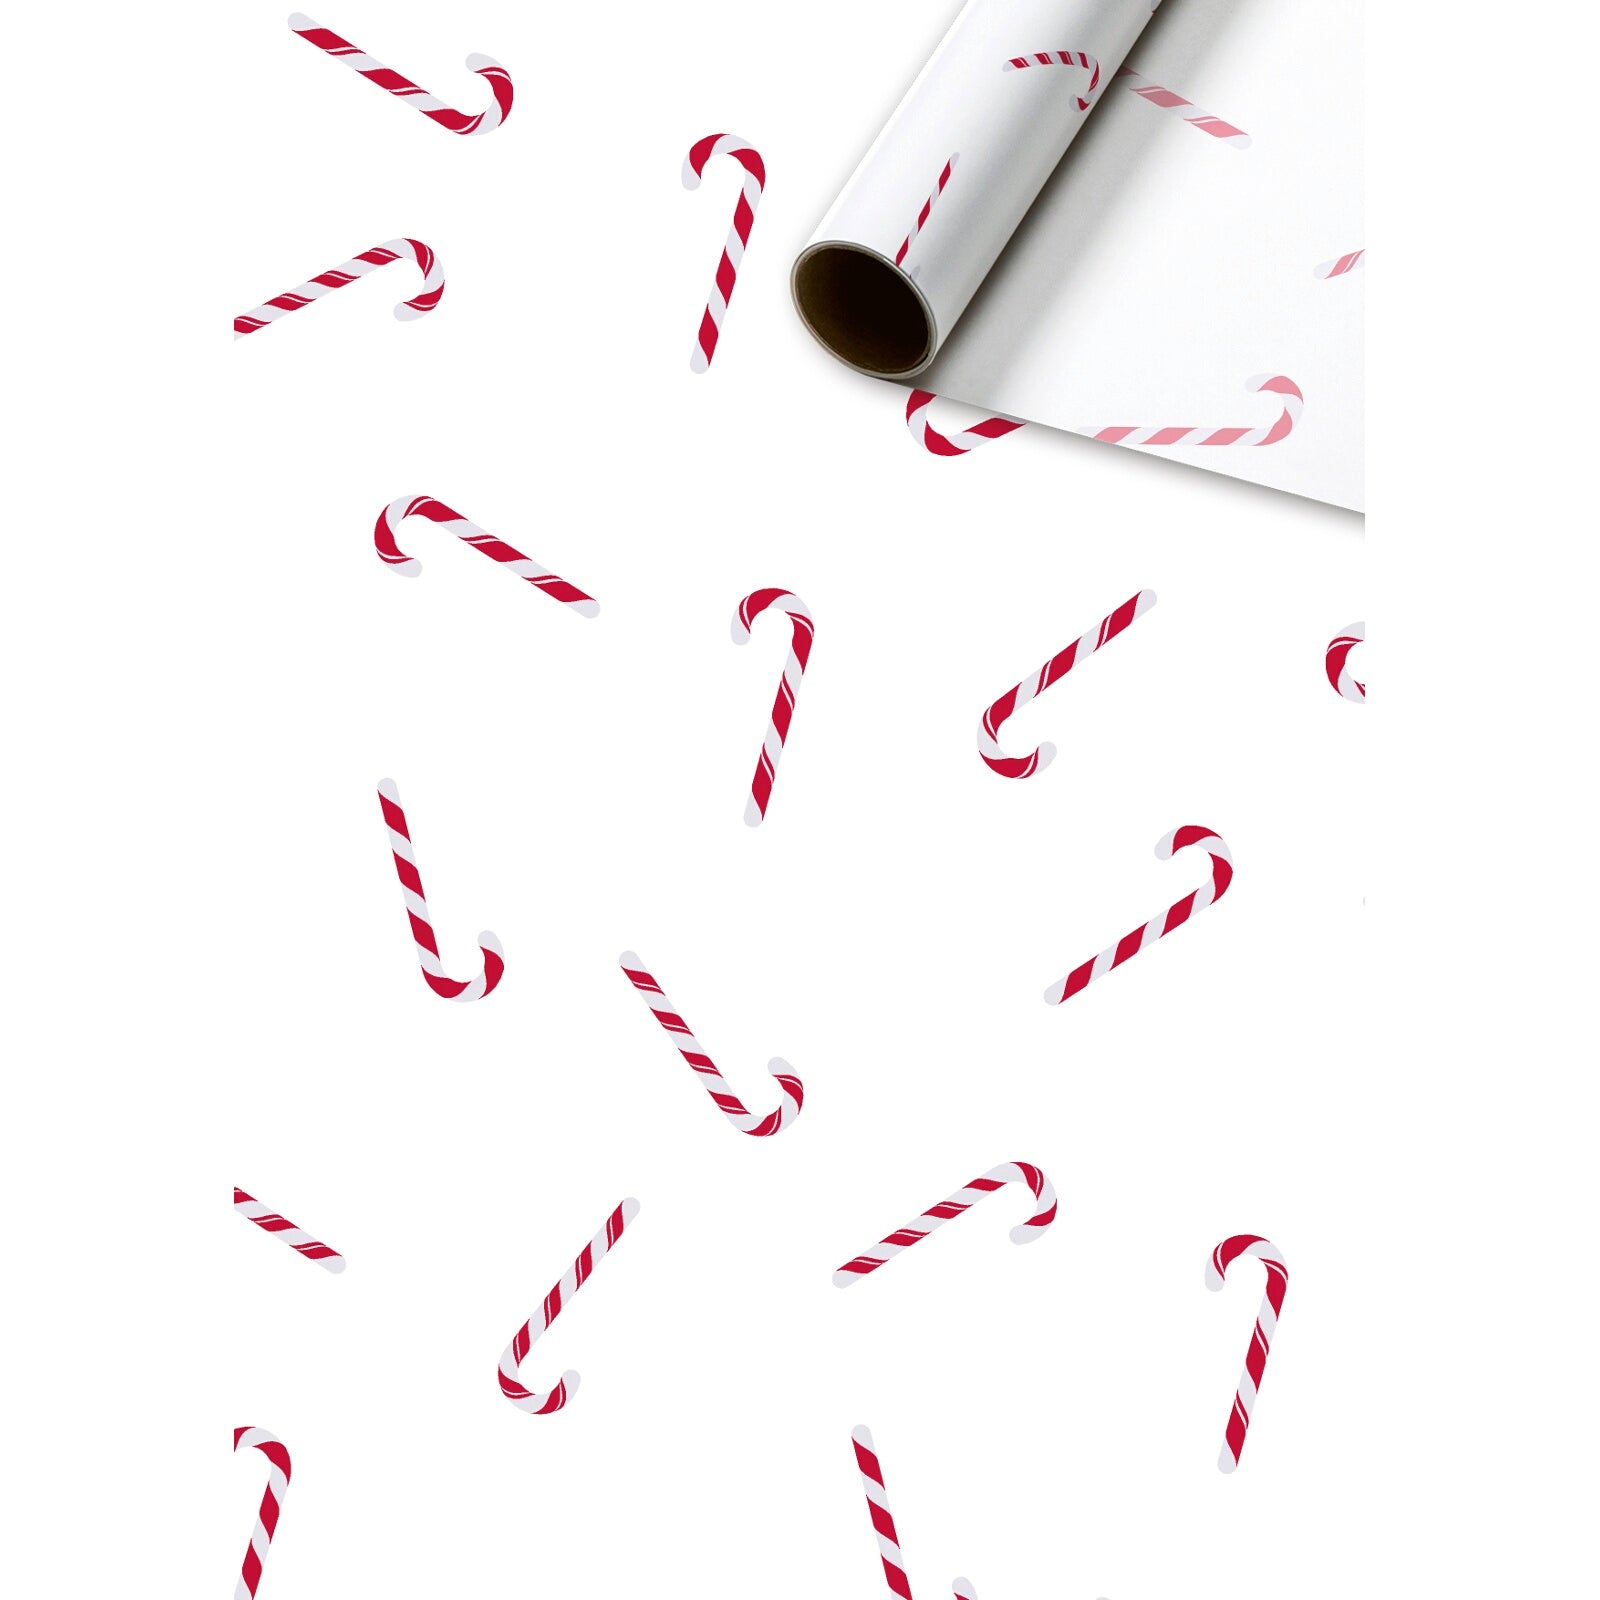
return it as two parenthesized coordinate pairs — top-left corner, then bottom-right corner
(3, 3), (1594, 1599)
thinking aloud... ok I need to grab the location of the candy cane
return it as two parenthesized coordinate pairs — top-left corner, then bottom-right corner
(979, 590), (1156, 779)
(1077, 373), (1301, 448)
(1208, 1234), (1289, 1472)
(833, 1162), (1056, 1287)
(287, 14), (512, 134)
(233, 1427), (291, 1600)
(377, 779), (503, 1001)
(233, 238), (443, 337)
(498, 1198), (640, 1415)
(374, 495), (599, 617)
(233, 1187), (345, 1273)
(1115, 66), (1251, 146)
(1315, 249), (1365, 279)
(852, 1426), (977, 1600)
(733, 588), (814, 827)
(1001, 51), (1101, 110)
(618, 951), (804, 1136)
(894, 153), (959, 266)
(905, 390), (1026, 457)
(1326, 622), (1365, 702)
(1044, 824), (1233, 1004)
(683, 133), (764, 373)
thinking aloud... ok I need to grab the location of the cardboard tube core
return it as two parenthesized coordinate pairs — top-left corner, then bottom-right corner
(791, 243), (936, 378)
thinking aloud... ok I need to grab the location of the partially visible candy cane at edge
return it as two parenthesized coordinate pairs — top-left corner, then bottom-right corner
(233, 1427), (291, 1600)
(1315, 249), (1365, 279)
(852, 1425), (978, 1600)
(1002, 50), (1102, 110)
(1326, 622), (1366, 702)
(683, 133), (765, 373)
(233, 1187), (345, 1273)
(374, 495), (598, 616)
(1077, 373), (1302, 448)
(895, 153), (959, 267)
(498, 1198), (640, 1415)
(1044, 825), (1233, 1004)
(287, 14), (513, 134)
(733, 588), (814, 826)
(979, 590), (1156, 779)
(1116, 66), (1251, 146)
(1208, 1234), (1289, 1472)
(906, 390), (1026, 456)
(233, 239), (443, 337)
(833, 1162), (1057, 1286)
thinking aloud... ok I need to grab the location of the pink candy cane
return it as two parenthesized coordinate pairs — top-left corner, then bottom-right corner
(683, 133), (764, 373)
(833, 1162), (1057, 1287)
(618, 951), (804, 1136)
(1044, 825), (1233, 1004)
(1002, 50), (1102, 110)
(1326, 622), (1366, 702)
(374, 495), (599, 617)
(852, 1426), (979, 1600)
(905, 390), (1026, 456)
(498, 1198), (640, 1415)
(288, 14), (513, 135)
(979, 590), (1157, 778)
(377, 780), (503, 1001)
(733, 588), (814, 827)
(1208, 1234), (1289, 1472)
(233, 238), (443, 337)
(1077, 373), (1302, 448)
(1115, 66), (1251, 146)
(1315, 249), (1365, 279)
(895, 153), (959, 266)
(233, 1427), (291, 1600)
(233, 1187), (345, 1273)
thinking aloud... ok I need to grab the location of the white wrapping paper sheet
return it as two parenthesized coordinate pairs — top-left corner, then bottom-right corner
(800, 0), (1364, 510)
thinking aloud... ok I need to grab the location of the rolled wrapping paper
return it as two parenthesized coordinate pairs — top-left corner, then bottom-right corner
(792, 0), (1162, 378)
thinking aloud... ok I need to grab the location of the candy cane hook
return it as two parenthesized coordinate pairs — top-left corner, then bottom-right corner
(1207, 1234), (1289, 1471)
(377, 780), (503, 1001)
(683, 133), (765, 373)
(1077, 373), (1301, 449)
(233, 238), (443, 337)
(1044, 825), (1233, 1004)
(1326, 622), (1365, 702)
(905, 390), (1026, 456)
(233, 1427), (291, 1600)
(833, 1162), (1056, 1286)
(497, 1198), (640, 1415)
(733, 588), (814, 827)
(233, 1187), (345, 1273)
(852, 1426), (978, 1600)
(374, 496), (599, 617)
(288, 14), (513, 135)
(1002, 50), (1102, 110)
(979, 590), (1156, 778)
(618, 952), (804, 1136)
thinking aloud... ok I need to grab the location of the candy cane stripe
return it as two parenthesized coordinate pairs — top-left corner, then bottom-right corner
(732, 589), (814, 826)
(233, 1427), (292, 1600)
(498, 1199), (639, 1415)
(834, 1162), (1056, 1286)
(1207, 1234), (1289, 1471)
(684, 133), (764, 372)
(895, 153), (959, 267)
(233, 1187), (345, 1273)
(234, 239), (443, 337)
(979, 590), (1156, 778)
(852, 1426), (979, 1599)
(1001, 50), (1101, 109)
(1315, 249), (1365, 279)
(905, 390), (1026, 456)
(288, 14), (512, 134)
(619, 952), (803, 1136)
(1116, 67), (1250, 146)
(1077, 374), (1301, 449)
(1326, 621), (1366, 702)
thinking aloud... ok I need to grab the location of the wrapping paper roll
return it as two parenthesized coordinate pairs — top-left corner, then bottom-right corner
(793, 0), (1161, 378)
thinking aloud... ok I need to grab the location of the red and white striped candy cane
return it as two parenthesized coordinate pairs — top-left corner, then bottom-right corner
(979, 590), (1156, 779)
(233, 1187), (345, 1273)
(1077, 373), (1302, 449)
(895, 153), (959, 266)
(1044, 825), (1233, 1004)
(851, 1426), (977, 1600)
(288, 14), (513, 134)
(1326, 622), (1365, 702)
(233, 238), (443, 337)
(498, 1198), (640, 1416)
(1315, 249), (1365, 279)
(1208, 1234), (1289, 1472)
(377, 780), (503, 1001)
(233, 1427), (291, 1600)
(683, 133), (764, 373)
(833, 1162), (1057, 1287)
(374, 495), (599, 617)
(1115, 66), (1251, 146)
(905, 390), (1026, 457)
(1002, 50), (1102, 110)
(733, 588), (814, 827)
(618, 951), (804, 1136)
